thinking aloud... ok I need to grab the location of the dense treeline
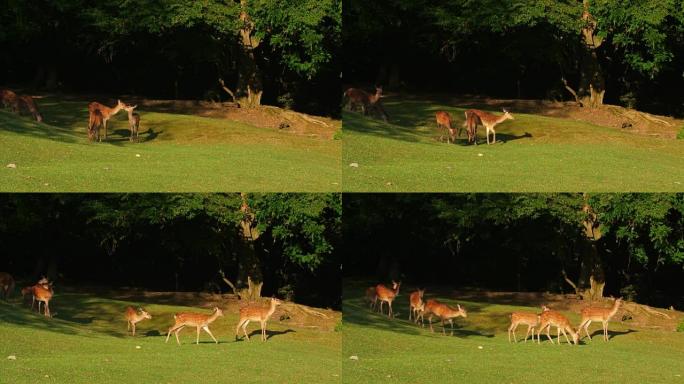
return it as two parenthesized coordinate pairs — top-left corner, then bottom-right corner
(344, 0), (684, 116)
(0, 193), (341, 308)
(343, 193), (684, 309)
(0, 0), (341, 116)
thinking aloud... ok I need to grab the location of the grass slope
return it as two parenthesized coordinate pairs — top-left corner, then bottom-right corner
(343, 98), (684, 192)
(0, 99), (340, 192)
(0, 293), (340, 383)
(342, 283), (684, 384)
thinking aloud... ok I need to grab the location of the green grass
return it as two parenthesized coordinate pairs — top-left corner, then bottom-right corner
(0, 292), (340, 383)
(343, 97), (684, 191)
(0, 99), (340, 192)
(342, 283), (684, 384)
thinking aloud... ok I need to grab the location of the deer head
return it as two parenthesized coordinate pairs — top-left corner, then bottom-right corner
(457, 304), (467, 318)
(138, 308), (152, 319)
(502, 108), (514, 120)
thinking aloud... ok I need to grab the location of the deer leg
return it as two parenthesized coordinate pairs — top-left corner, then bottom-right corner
(583, 320), (592, 341)
(603, 321), (608, 341)
(561, 328), (571, 345)
(441, 319), (446, 335)
(132, 322), (136, 337)
(508, 323), (514, 343)
(409, 306), (412, 321)
(103, 119), (108, 141)
(429, 314), (435, 333)
(388, 302), (393, 318)
(45, 302), (50, 317)
(261, 321), (267, 341)
(378, 301), (384, 315)
(174, 327), (183, 345)
(196, 326), (201, 344)
(546, 325), (554, 344)
(243, 320), (251, 341)
(235, 319), (245, 340)
(203, 326), (218, 344)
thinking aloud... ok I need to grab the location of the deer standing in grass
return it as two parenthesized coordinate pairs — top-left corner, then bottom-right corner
(578, 297), (622, 342)
(435, 111), (460, 144)
(0, 272), (15, 300)
(343, 86), (388, 122)
(0, 89), (19, 112)
(123, 104), (140, 142)
(408, 289), (425, 325)
(463, 109), (481, 145)
(465, 109), (514, 145)
(125, 307), (152, 336)
(88, 100), (125, 142)
(235, 297), (282, 342)
(508, 305), (549, 343)
(375, 281), (401, 318)
(32, 279), (53, 318)
(537, 310), (578, 345)
(165, 307), (223, 345)
(365, 286), (378, 311)
(423, 299), (467, 335)
(18, 95), (43, 122)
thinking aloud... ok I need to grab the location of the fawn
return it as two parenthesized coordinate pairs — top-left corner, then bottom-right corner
(435, 111), (460, 144)
(423, 299), (467, 335)
(365, 286), (378, 311)
(408, 289), (425, 325)
(578, 297), (623, 341)
(537, 310), (579, 345)
(125, 306), (152, 336)
(235, 297), (282, 342)
(166, 307), (224, 345)
(18, 95), (43, 122)
(88, 100), (126, 141)
(33, 279), (53, 317)
(123, 104), (140, 142)
(508, 305), (549, 343)
(0, 272), (15, 300)
(375, 281), (401, 318)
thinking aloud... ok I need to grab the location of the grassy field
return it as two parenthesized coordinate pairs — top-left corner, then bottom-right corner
(342, 97), (684, 192)
(342, 282), (684, 384)
(0, 98), (340, 192)
(0, 292), (341, 384)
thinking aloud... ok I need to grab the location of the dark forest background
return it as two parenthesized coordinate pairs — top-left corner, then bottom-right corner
(344, 0), (684, 117)
(0, 0), (341, 116)
(0, 193), (341, 309)
(344, 193), (684, 310)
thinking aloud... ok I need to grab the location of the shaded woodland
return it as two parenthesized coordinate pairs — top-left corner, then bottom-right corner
(343, 193), (684, 310)
(344, 0), (684, 117)
(0, 193), (341, 308)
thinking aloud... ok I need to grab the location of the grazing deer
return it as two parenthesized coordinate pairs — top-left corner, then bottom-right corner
(343, 86), (388, 122)
(423, 299), (467, 335)
(467, 109), (514, 145)
(88, 109), (103, 141)
(408, 288), (425, 325)
(235, 297), (282, 342)
(508, 305), (549, 343)
(365, 286), (378, 311)
(578, 297), (623, 342)
(88, 100), (126, 142)
(537, 310), (578, 345)
(165, 307), (224, 345)
(0, 272), (15, 300)
(18, 95), (43, 122)
(125, 306), (152, 337)
(0, 89), (19, 112)
(463, 109), (481, 145)
(33, 282), (53, 317)
(375, 281), (401, 318)
(435, 111), (460, 144)
(123, 104), (140, 142)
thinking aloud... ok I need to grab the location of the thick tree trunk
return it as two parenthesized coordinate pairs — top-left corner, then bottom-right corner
(578, 0), (605, 108)
(237, 193), (262, 301)
(237, 3), (263, 108)
(578, 193), (605, 301)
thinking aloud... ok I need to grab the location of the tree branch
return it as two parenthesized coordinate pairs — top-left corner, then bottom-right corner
(218, 78), (238, 105)
(561, 77), (582, 106)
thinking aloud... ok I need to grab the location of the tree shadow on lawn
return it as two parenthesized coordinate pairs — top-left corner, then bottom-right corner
(0, 110), (80, 144)
(105, 128), (162, 145)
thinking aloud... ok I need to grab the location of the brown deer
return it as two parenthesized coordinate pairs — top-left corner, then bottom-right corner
(125, 306), (152, 337)
(33, 281), (53, 317)
(235, 297), (282, 342)
(123, 104), (140, 142)
(578, 297), (623, 342)
(18, 95), (43, 122)
(0, 89), (20, 112)
(0, 272), (15, 300)
(343, 86), (388, 121)
(408, 288), (425, 325)
(463, 109), (481, 144)
(365, 286), (378, 311)
(375, 281), (401, 318)
(423, 299), (467, 335)
(508, 305), (549, 343)
(537, 310), (578, 345)
(165, 307), (224, 345)
(435, 111), (460, 144)
(466, 109), (514, 145)
(28, 277), (51, 312)
(88, 100), (126, 142)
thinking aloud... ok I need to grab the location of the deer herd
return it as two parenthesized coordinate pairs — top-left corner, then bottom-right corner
(367, 281), (625, 345)
(0, 272), (284, 345)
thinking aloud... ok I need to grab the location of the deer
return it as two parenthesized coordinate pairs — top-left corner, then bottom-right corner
(33, 280), (53, 317)
(435, 111), (461, 144)
(235, 297), (282, 342)
(28, 277), (51, 312)
(123, 104), (140, 142)
(88, 109), (104, 141)
(537, 310), (578, 345)
(578, 297), (623, 342)
(125, 306), (152, 337)
(463, 109), (482, 145)
(423, 299), (467, 335)
(88, 99), (126, 142)
(18, 95), (43, 122)
(465, 108), (515, 145)
(408, 288), (425, 325)
(0, 89), (20, 113)
(165, 307), (224, 345)
(375, 281), (401, 318)
(343, 86), (388, 122)
(508, 305), (550, 343)
(21, 286), (34, 306)
(0, 272), (15, 300)
(365, 286), (378, 311)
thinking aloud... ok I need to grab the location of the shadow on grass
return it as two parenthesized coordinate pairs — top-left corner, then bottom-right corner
(0, 110), (81, 144)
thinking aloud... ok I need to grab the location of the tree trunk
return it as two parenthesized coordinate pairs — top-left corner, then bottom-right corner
(237, 2), (263, 108)
(237, 193), (262, 301)
(578, 0), (605, 108)
(579, 193), (605, 301)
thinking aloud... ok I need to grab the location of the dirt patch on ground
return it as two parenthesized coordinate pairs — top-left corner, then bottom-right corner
(129, 98), (340, 140)
(445, 289), (683, 332)
(406, 94), (683, 139)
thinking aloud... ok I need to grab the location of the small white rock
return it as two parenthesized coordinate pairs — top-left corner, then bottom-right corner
(349, 355), (359, 361)
(45, 375), (49, 378)
(43, 183), (49, 186)
(478, 346), (483, 349)
(135, 154), (141, 158)
(6, 163), (16, 169)
(349, 163), (359, 168)
(135, 345), (142, 349)
(477, 153), (484, 157)
(7, 355), (16, 360)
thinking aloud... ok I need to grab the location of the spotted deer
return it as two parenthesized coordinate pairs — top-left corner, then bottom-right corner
(466, 109), (514, 145)
(235, 297), (282, 342)
(18, 95), (43, 122)
(508, 305), (549, 343)
(165, 307), (224, 345)
(423, 299), (467, 335)
(375, 281), (401, 318)
(343, 86), (388, 121)
(125, 306), (152, 336)
(537, 310), (579, 345)
(578, 297), (623, 341)
(435, 111), (460, 144)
